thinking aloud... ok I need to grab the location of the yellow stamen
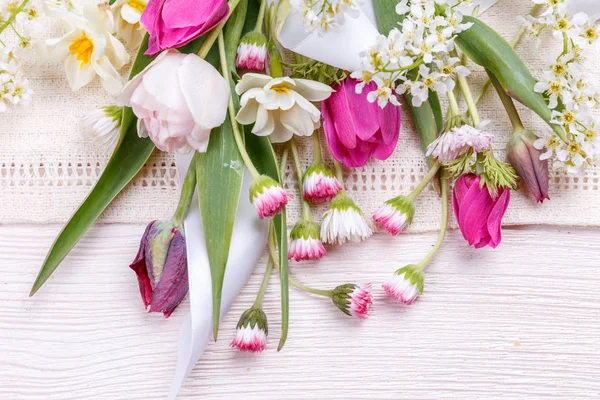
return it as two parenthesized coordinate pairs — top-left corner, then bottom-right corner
(69, 33), (94, 69)
(127, 0), (146, 14)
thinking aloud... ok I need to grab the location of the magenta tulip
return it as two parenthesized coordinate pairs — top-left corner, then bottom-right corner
(322, 77), (401, 168)
(130, 220), (189, 317)
(141, 0), (229, 55)
(453, 174), (511, 249)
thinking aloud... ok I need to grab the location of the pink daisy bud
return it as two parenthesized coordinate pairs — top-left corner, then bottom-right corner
(236, 31), (268, 71)
(302, 163), (342, 205)
(373, 196), (415, 236)
(288, 220), (327, 261)
(382, 265), (424, 305)
(231, 307), (268, 353)
(250, 175), (290, 219)
(331, 283), (373, 319)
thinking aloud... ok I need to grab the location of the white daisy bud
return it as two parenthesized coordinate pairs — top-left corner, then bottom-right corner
(231, 307), (268, 353)
(288, 220), (326, 262)
(81, 105), (123, 152)
(373, 196), (415, 236)
(250, 175), (291, 219)
(302, 163), (342, 205)
(236, 31), (268, 71)
(320, 192), (372, 245)
(382, 265), (424, 305)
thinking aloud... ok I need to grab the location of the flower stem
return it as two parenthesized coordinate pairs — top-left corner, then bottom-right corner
(488, 72), (524, 131)
(197, 0), (243, 59)
(312, 130), (323, 163)
(416, 173), (449, 271)
(475, 4), (543, 105)
(268, 227), (332, 297)
(217, 32), (261, 179)
(268, 40), (284, 78)
(290, 139), (312, 221)
(407, 162), (441, 201)
(0, 0), (28, 37)
(453, 64), (480, 126)
(447, 90), (461, 117)
(255, 0), (267, 32)
(172, 153), (198, 226)
(333, 159), (344, 185)
(253, 256), (274, 309)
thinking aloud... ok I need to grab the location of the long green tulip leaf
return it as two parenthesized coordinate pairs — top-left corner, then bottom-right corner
(197, 0), (249, 340)
(456, 16), (566, 141)
(244, 131), (288, 351)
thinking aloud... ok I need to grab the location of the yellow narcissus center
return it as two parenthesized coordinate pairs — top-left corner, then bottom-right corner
(69, 33), (94, 69)
(271, 83), (290, 94)
(128, 0), (146, 13)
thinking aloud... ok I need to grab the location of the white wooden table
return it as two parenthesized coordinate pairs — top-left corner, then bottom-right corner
(1, 224), (599, 399)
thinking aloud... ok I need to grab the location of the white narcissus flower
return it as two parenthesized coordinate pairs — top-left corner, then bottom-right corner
(235, 73), (334, 143)
(40, 2), (129, 94)
(117, 50), (231, 153)
(321, 192), (373, 245)
(111, 0), (147, 48)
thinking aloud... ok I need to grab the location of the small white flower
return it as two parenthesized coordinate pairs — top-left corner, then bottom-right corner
(111, 0), (147, 48)
(321, 192), (372, 245)
(40, 2), (129, 94)
(290, 0), (361, 34)
(235, 73), (334, 143)
(81, 105), (122, 152)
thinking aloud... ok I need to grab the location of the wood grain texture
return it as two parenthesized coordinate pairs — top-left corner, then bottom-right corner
(1, 224), (599, 399)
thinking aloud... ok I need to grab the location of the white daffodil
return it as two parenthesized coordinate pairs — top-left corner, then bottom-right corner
(111, 0), (147, 48)
(235, 73), (334, 143)
(40, 2), (129, 94)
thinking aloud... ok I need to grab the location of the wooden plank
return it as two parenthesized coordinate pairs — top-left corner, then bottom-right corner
(1, 224), (599, 399)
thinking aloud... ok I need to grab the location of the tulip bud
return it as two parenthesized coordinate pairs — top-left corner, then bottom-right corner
(507, 129), (550, 203)
(129, 220), (188, 318)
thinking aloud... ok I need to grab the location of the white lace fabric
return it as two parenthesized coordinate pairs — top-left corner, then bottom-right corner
(1, 1), (600, 231)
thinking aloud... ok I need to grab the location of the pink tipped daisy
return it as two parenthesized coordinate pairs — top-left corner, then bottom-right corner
(382, 265), (424, 305)
(373, 196), (415, 236)
(332, 283), (373, 319)
(236, 32), (268, 71)
(250, 175), (291, 219)
(302, 163), (343, 205)
(288, 220), (326, 261)
(231, 308), (268, 353)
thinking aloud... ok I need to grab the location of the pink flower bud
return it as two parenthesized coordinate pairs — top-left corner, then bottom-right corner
(231, 308), (268, 352)
(332, 283), (373, 319)
(129, 221), (188, 317)
(236, 31), (268, 71)
(382, 265), (424, 305)
(288, 221), (326, 262)
(453, 174), (511, 249)
(507, 129), (550, 203)
(250, 175), (291, 219)
(302, 163), (342, 205)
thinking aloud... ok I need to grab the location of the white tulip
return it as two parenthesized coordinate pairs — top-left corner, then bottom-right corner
(117, 50), (231, 153)
(235, 73), (333, 143)
(40, 2), (129, 94)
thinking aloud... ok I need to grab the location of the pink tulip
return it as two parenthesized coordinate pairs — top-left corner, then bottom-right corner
(322, 77), (401, 168)
(453, 174), (511, 249)
(141, 0), (229, 55)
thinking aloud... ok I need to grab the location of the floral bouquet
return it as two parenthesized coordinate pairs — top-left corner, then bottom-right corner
(4, 0), (597, 396)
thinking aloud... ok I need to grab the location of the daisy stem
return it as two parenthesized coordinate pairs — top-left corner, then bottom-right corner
(447, 90), (461, 117)
(416, 172), (449, 272)
(488, 72), (524, 131)
(197, 0), (243, 59)
(172, 153), (198, 226)
(312, 130), (323, 163)
(253, 256), (274, 309)
(333, 159), (345, 185)
(407, 162), (441, 202)
(0, 0), (28, 37)
(268, 225), (331, 298)
(475, 4), (543, 105)
(290, 139), (313, 222)
(218, 32), (261, 179)
(452, 53), (480, 126)
(255, 0), (267, 32)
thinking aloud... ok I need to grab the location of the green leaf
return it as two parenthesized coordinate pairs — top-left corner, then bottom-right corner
(30, 36), (157, 296)
(373, 0), (402, 34)
(197, 0), (249, 340)
(244, 131), (288, 351)
(456, 16), (566, 141)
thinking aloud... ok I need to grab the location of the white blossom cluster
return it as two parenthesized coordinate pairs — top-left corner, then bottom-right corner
(524, 0), (600, 174)
(290, 0), (362, 34)
(0, 0), (39, 112)
(351, 0), (475, 108)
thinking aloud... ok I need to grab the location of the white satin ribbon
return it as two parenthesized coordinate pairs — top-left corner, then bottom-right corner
(276, 0), (500, 72)
(168, 153), (268, 399)
(567, 0), (600, 20)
